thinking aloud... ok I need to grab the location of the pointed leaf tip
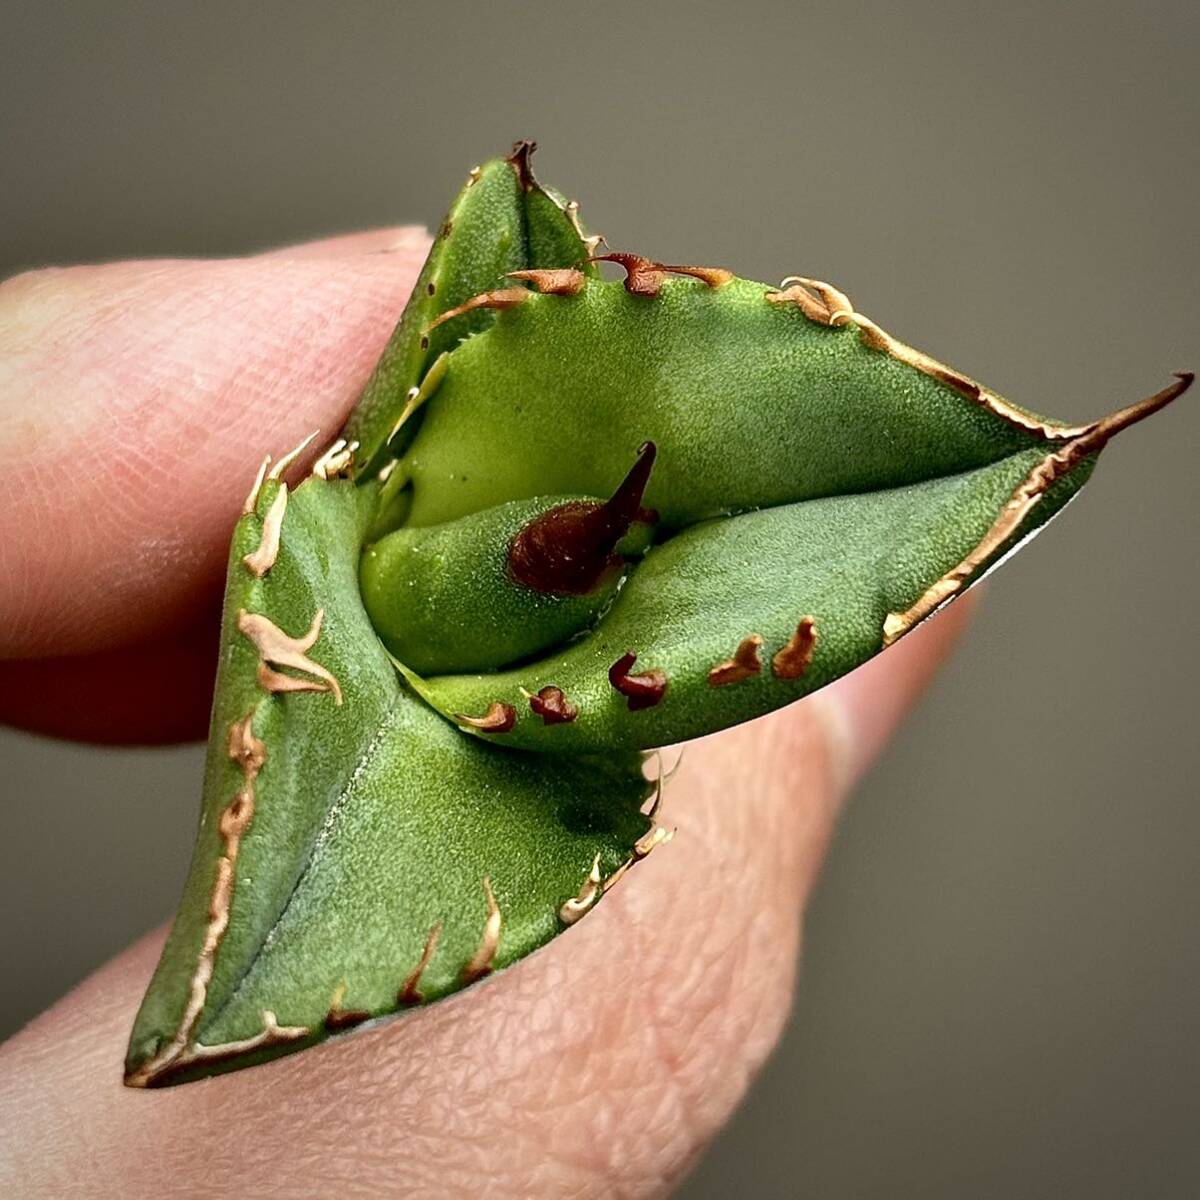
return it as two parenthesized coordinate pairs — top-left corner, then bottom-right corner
(1087, 371), (1193, 449)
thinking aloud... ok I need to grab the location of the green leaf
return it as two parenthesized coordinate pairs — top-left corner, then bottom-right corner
(385, 272), (1187, 750)
(409, 446), (1094, 750)
(399, 276), (1057, 527)
(125, 473), (650, 1087)
(344, 141), (597, 477)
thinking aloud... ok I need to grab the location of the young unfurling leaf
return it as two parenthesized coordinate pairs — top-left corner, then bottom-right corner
(126, 143), (1189, 1085)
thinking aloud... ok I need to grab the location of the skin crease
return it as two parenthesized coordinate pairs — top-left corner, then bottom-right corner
(0, 235), (974, 1196)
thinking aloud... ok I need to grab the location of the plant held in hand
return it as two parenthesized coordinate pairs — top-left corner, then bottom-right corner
(124, 142), (1190, 1086)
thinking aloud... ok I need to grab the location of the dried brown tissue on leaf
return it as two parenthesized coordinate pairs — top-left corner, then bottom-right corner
(523, 685), (579, 725)
(461, 879), (503, 985)
(766, 278), (1090, 442)
(589, 252), (734, 298)
(609, 652), (669, 711)
(125, 713), (311, 1086)
(881, 372), (1194, 646)
(238, 608), (344, 706)
(708, 635), (765, 687)
(507, 440), (658, 597)
(399, 924), (442, 1006)
(456, 700), (517, 733)
(597, 778), (674, 901)
(771, 617), (818, 680)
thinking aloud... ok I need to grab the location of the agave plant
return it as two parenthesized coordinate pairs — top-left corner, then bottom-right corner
(124, 142), (1190, 1087)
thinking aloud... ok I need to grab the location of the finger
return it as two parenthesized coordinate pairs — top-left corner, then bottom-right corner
(0, 230), (430, 661)
(256, 225), (429, 259)
(0, 601), (973, 1199)
(0, 618), (219, 744)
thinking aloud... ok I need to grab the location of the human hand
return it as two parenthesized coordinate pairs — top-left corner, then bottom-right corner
(0, 231), (973, 1197)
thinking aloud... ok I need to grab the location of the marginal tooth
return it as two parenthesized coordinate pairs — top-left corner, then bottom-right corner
(455, 701), (517, 733)
(646, 769), (666, 822)
(588, 253), (731, 297)
(565, 199), (606, 256)
(506, 267), (587, 296)
(559, 853), (604, 926)
(399, 923), (442, 1006)
(123, 710), (266, 1087)
(608, 651), (668, 711)
(312, 438), (359, 481)
(601, 826), (674, 897)
(226, 712), (266, 778)
(239, 609), (343, 705)
(633, 825), (674, 858)
(387, 388), (422, 445)
(256, 663), (335, 698)
(707, 634), (764, 687)
(523, 685), (578, 725)
(386, 342), (452, 449)
(242, 455), (271, 515)
(767, 282), (837, 325)
(324, 982), (371, 1032)
(777, 286), (831, 322)
(660, 747), (686, 784)
(267, 430), (320, 481)
(778, 275), (854, 319)
(507, 138), (537, 189)
(772, 617), (818, 679)
(767, 284), (826, 322)
(660, 263), (734, 288)
(242, 484), (288, 578)
(588, 252), (666, 296)
(461, 878), (502, 984)
(424, 287), (530, 334)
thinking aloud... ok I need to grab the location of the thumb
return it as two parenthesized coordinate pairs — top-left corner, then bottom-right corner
(0, 228), (429, 660)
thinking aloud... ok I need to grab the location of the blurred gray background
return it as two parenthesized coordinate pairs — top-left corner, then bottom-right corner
(2, 1), (1197, 1195)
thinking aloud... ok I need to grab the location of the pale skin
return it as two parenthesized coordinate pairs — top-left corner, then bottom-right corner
(0, 229), (974, 1198)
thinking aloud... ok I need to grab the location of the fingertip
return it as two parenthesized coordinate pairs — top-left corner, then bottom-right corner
(0, 235), (431, 658)
(256, 225), (429, 260)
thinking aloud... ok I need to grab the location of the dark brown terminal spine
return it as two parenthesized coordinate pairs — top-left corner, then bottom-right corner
(508, 442), (658, 596)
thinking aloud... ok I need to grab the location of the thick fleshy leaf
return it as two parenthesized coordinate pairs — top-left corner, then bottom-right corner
(408, 446), (1094, 750)
(382, 273), (1186, 749)
(125, 471), (651, 1087)
(344, 141), (597, 477)
(396, 277), (1068, 528)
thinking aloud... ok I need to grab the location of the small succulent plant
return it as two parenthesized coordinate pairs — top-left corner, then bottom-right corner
(124, 141), (1190, 1087)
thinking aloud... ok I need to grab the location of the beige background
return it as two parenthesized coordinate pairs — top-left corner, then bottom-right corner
(2, 2), (1198, 1195)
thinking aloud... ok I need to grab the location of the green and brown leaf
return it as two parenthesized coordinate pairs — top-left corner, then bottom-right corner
(126, 144), (1188, 1085)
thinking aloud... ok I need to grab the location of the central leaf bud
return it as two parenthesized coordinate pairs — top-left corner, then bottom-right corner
(360, 444), (658, 675)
